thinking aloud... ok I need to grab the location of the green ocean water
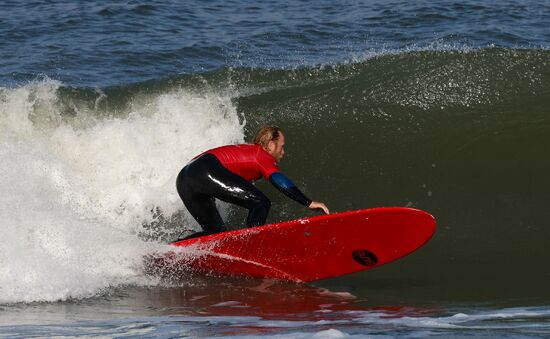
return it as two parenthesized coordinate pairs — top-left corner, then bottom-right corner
(43, 47), (550, 304)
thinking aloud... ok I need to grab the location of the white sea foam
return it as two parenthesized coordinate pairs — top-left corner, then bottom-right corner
(0, 79), (244, 303)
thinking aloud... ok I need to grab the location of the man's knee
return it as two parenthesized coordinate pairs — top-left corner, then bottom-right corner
(246, 196), (271, 227)
(256, 196), (271, 211)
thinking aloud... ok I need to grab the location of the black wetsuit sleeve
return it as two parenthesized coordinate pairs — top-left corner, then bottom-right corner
(269, 172), (312, 207)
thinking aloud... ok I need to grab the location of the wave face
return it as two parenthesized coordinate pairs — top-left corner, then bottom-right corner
(233, 48), (550, 302)
(1, 47), (549, 304)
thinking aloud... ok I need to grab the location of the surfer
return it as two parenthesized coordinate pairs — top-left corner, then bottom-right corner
(176, 126), (329, 239)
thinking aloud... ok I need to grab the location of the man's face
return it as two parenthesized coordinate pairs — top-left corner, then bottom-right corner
(267, 131), (285, 162)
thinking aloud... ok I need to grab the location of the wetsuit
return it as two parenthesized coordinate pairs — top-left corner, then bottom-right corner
(176, 144), (311, 238)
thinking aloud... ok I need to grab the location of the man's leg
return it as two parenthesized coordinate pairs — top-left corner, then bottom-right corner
(182, 193), (226, 235)
(202, 158), (272, 227)
(176, 164), (226, 236)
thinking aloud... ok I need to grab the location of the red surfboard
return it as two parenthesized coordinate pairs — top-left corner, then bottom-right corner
(149, 207), (436, 282)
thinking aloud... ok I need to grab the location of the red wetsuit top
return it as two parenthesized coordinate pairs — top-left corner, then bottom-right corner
(205, 144), (279, 181)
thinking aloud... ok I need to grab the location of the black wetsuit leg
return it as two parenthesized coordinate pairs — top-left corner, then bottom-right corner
(176, 153), (271, 235)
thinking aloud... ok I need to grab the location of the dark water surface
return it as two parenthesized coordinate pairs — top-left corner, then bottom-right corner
(1, 0), (550, 337)
(2, 0), (549, 86)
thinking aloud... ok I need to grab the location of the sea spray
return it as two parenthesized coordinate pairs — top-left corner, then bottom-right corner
(0, 79), (244, 303)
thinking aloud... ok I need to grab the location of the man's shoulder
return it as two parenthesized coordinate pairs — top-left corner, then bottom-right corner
(207, 144), (260, 158)
(209, 143), (252, 151)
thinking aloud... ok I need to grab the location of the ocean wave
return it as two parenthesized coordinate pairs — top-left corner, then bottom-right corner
(1, 47), (549, 303)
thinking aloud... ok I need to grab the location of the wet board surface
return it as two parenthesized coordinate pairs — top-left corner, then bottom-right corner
(154, 207), (436, 282)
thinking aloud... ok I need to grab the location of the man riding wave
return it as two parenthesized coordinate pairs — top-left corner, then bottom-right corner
(176, 126), (329, 239)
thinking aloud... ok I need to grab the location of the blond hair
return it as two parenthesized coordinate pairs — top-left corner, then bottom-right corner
(252, 126), (281, 149)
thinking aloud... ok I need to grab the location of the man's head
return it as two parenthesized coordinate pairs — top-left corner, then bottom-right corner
(253, 126), (285, 162)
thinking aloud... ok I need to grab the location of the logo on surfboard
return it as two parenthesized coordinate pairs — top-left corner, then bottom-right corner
(352, 249), (378, 267)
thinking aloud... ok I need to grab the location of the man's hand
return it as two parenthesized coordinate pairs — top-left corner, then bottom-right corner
(308, 201), (330, 214)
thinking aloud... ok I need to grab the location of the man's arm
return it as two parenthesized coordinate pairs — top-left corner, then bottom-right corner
(269, 172), (330, 214)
